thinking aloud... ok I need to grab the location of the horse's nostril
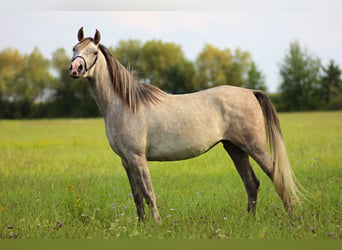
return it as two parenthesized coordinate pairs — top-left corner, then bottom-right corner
(78, 64), (83, 72)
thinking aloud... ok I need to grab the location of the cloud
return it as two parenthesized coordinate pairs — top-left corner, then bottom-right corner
(108, 12), (164, 34)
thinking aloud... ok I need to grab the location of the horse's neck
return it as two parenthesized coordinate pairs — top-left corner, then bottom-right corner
(88, 54), (121, 117)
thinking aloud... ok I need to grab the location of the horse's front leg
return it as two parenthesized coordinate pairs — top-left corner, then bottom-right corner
(122, 155), (161, 223)
(121, 158), (145, 221)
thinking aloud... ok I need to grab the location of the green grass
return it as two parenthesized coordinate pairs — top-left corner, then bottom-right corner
(0, 112), (341, 239)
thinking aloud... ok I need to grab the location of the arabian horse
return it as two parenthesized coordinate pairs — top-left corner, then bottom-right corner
(69, 28), (299, 223)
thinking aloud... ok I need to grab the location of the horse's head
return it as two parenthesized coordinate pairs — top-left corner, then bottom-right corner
(69, 27), (101, 78)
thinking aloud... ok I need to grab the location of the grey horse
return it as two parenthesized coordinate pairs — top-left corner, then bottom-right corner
(69, 28), (299, 223)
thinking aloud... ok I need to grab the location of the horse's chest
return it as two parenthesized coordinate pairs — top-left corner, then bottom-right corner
(104, 122), (124, 157)
(104, 118), (146, 159)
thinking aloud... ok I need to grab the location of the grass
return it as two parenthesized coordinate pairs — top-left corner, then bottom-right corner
(0, 112), (341, 239)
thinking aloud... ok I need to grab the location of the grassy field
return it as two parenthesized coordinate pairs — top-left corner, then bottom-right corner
(0, 112), (341, 239)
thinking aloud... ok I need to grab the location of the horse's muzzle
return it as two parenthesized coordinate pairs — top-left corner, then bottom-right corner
(69, 57), (85, 78)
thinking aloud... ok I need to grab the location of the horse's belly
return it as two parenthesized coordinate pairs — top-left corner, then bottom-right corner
(147, 144), (208, 161)
(146, 131), (220, 161)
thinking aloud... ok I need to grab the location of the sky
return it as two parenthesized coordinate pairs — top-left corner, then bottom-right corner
(1, 0), (342, 92)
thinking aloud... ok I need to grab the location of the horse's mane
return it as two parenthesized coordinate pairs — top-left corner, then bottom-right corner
(98, 44), (166, 113)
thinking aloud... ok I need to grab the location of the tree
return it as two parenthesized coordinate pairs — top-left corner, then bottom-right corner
(279, 40), (321, 111)
(140, 40), (196, 93)
(164, 60), (196, 93)
(227, 48), (251, 86)
(111, 39), (143, 71)
(0, 47), (51, 103)
(0, 48), (24, 99)
(0, 48), (25, 118)
(0, 47), (53, 118)
(320, 60), (341, 104)
(243, 61), (267, 91)
(196, 44), (231, 88)
(195, 44), (251, 89)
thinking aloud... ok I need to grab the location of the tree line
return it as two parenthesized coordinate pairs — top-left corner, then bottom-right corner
(0, 40), (341, 118)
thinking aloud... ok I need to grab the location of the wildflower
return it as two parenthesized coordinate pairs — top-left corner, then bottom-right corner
(7, 225), (13, 229)
(9, 232), (17, 239)
(112, 188), (115, 191)
(329, 232), (336, 239)
(124, 206), (127, 210)
(223, 217), (227, 220)
(56, 220), (63, 228)
(129, 193), (133, 198)
(67, 185), (74, 193)
(75, 195), (81, 202)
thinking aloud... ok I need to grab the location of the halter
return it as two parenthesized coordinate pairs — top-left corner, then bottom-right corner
(71, 52), (98, 73)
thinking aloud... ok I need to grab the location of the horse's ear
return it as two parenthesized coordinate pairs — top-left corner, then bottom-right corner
(78, 27), (84, 42)
(94, 29), (101, 45)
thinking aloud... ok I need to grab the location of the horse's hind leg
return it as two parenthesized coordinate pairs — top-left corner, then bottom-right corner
(223, 141), (260, 213)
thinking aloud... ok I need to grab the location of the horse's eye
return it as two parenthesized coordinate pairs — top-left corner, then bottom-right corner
(94, 51), (98, 55)
(73, 48), (75, 52)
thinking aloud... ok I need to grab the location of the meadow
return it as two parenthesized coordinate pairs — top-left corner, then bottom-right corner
(0, 112), (341, 239)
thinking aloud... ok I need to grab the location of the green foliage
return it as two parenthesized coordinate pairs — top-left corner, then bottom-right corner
(112, 40), (197, 93)
(164, 60), (197, 93)
(0, 48), (25, 98)
(0, 113), (341, 239)
(243, 61), (267, 91)
(279, 41), (322, 111)
(0, 47), (52, 104)
(277, 41), (342, 111)
(1, 39), (341, 118)
(320, 60), (342, 106)
(140, 40), (196, 93)
(0, 48), (53, 118)
(110, 39), (143, 70)
(195, 44), (251, 88)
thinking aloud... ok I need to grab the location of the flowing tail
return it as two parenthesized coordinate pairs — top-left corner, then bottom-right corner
(254, 91), (299, 208)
